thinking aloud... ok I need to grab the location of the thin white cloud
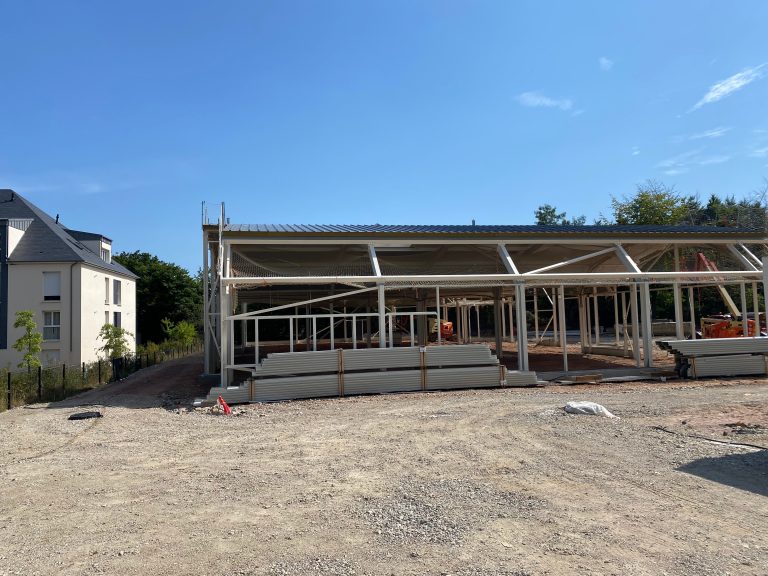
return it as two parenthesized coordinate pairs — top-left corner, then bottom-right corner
(631, 147), (640, 156)
(657, 148), (732, 174)
(599, 57), (613, 71)
(517, 91), (573, 111)
(689, 126), (732, 140)
(749, 146), (768, 158)
(691, 64), (765, 110)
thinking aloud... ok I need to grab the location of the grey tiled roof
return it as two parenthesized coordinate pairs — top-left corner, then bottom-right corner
(220, 223), (757, 235)
(0, 189), (137, 278)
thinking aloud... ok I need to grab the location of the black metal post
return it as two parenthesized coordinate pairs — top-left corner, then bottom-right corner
(38, 366), (42, 401)
(62, 364), (66, 396)
(98, 359), (102, 384)
(82, 362), (86, 385)
(6, 372), (11, 410)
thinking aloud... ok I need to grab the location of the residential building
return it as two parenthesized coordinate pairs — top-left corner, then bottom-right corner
(0, 189), (137, 368)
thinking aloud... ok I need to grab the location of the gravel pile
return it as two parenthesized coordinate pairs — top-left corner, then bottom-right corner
(268, 556), (358, 576)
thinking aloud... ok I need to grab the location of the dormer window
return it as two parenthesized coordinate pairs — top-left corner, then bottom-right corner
(101, 247), (111, 263)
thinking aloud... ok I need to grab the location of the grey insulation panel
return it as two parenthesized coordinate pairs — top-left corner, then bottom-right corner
(343, 370), (422, 395)
(691, 354), (767, 378)
(427, 366), (502, 390)
(660, 337), (768, 357)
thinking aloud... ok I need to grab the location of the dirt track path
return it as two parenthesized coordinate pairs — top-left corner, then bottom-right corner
(1, 358), (767, 576)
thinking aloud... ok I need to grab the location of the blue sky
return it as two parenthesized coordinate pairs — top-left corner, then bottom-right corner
(1, 0), (767, 272)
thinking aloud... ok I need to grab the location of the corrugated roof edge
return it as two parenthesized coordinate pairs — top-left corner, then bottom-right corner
(205, 223), (764, 236)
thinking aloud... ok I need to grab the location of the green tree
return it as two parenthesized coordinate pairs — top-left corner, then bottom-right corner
(162, 318), (197, 346)
(534, 204), (586, 225)
(98, 324), (133, 359)
(12, 310), (42, 370)
(611, 180), (695, 225)
(113, 251), (202, 344)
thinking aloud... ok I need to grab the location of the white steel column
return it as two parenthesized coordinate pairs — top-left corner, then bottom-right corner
(558, 286), (568, 372)
(640, 282), (653, 368)
(378, 285), (386, 348)
(740, 283), (749, 337)
(688, 286), (696, 340)
(508, 298), (515, 343)
(592, 288), (600, 345)
(475, 305), (481, 339)
(533, 288), (539, 341)
(202, 231), (211, 374)
(630, 284), (641, 367)
(515, 285), (528, 371)
(219, 241), (231, 387)
(436, 287), (441, 344)
(673, 247), (684, 340)
(613, 288), (620, 346)
(753, 282), (760, 336)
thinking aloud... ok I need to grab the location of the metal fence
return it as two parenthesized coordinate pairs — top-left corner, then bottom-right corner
(0, 341), (203, 412)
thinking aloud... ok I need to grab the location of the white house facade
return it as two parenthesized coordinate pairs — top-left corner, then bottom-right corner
(0, 190), (137, 369)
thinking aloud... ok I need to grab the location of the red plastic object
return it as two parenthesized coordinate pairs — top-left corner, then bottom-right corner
(217, 395), (232, 415)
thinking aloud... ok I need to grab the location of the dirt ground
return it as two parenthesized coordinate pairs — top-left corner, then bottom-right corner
(1, 355), (767, 576)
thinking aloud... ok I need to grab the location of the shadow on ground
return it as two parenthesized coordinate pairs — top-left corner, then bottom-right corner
(678, 449), (768, 497)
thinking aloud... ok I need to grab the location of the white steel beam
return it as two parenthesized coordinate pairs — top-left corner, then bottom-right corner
(497, 244), (520, 275)
(368, 244), (382, 277)
(740, 244), (763, 268)
(524, 246), (616, 275)
(727, 244), (759, 271)
(614, 244), (641, 273)
(229, 286), (377, 319)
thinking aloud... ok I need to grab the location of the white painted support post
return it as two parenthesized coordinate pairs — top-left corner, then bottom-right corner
(388, 310), (394, 348)
(515, 285), (528, 371)
(585, 294), (592, 353)
(312, 317), (317, 351)
(551, 289), (558, 345)
(533, 288), (539, 341)
(673, 247), (684, 340)
(330, 314), (335, 349)
(343, 306), (348, 341)
(688, 286), (696, 340)
(613, 288), (620, 346)
(501, 298), (507, 340)
(455, 301), (461, 343)
(640, 282), (653, 368)
(558, 286), (568, 372)
(740, 283), (749, 337)
(578, 294), (586, 353)
(352, 316), (358, 349)
(475, 305), (481, 340)
(753, 282), (760, 337)
(240, 303), (248, 346)
(289, 318), (294, 353)
(378, 285), (386, 348)
(202, 232), (210, 374)
(219, 242), (231, 387)
(493, 288), (503, 359)
(630, 284), (641, 367)
(592, 287), (600, 346)
(254, 318), (259, 366)
(436, 287), (441, 345)
(508, 299), (515, 343)
(409, 314), (415, 347)
(622, 291), (629, 355)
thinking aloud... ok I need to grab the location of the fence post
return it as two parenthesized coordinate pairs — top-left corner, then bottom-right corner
(38, 366), (42, 401)
(82, 362), (86, 385)
(6, 372), (11, 410)
(62, 364), (66, 396)
(98, 359), (102, 384)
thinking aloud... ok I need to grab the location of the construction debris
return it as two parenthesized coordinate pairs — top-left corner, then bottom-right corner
(563, 401), (618, 418)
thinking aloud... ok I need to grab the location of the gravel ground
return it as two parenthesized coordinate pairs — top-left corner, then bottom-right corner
(1, 355), (767, 576)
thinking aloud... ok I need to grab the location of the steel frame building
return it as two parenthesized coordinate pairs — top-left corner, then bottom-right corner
(203, 205), (768, 387)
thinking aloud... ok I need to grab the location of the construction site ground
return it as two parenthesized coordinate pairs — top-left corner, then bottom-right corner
(1, 354), (767, 576)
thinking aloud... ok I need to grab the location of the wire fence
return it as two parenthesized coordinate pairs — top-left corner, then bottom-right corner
(0, 341), (203, 413)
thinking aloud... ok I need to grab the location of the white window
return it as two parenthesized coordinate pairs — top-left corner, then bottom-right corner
(113, 280), (121, 306)
(105, 277), (110, 304)
(43, 272), (61, 301)
(101, 248), (111, 263)
(113, 311), (121, 328)
(43, 311), (61, 341)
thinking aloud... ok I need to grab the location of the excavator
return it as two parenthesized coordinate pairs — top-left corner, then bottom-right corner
(695, 253), (759, 338)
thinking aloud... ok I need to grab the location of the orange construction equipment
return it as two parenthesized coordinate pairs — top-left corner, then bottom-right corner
(217, 395), (232, 415)
(695, 253), (755, 338)
(429, 319), (454, 341)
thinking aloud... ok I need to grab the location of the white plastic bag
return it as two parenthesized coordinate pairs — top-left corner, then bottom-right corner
(563, 401), (619, 418)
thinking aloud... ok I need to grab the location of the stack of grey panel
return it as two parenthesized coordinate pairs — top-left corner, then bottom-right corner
(205, 344), (538, 404)
(658, 337), (768, 378)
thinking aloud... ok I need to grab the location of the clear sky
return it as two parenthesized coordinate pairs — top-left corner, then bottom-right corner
(1, 1), (767, 272)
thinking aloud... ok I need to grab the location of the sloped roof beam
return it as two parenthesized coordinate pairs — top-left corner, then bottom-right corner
(614, 243), (641, 273)
(524, 246), (617, 275)
(497, 244), (520, 275)
(727, 244), (759, 271)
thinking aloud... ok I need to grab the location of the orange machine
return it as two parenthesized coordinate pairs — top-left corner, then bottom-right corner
(695, 253), (756, 338)
(429, 319), (454, 341)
